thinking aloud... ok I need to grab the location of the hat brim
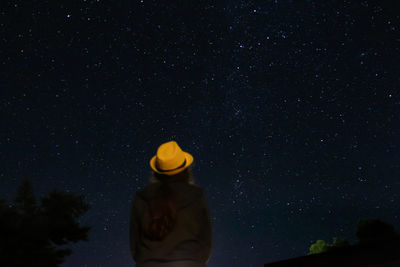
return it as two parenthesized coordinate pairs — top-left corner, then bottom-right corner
(149, 152), (194, 176)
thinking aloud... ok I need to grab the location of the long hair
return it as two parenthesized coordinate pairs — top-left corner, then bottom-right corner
(143, 166), (196, 241)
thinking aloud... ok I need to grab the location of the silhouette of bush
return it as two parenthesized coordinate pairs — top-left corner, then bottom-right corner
(308, 237), (350, 255)
(308, 239), (330, 254)
(331, 237), (350, 246)
(0, 178), (92, 267)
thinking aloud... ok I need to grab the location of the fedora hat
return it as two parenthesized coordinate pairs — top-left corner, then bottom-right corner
(149, 141), (194, 176)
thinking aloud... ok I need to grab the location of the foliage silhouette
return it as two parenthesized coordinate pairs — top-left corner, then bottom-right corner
(308, 239), (329, 254)
(308, 218), (400, 255)
(308, 237), (350, 255)
(0, 178), (92, 267)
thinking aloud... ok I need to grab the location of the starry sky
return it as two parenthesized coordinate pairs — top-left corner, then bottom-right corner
(1, 0), (400, 266)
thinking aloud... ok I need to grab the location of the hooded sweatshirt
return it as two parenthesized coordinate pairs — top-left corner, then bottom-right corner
(130, 181), (212, 266)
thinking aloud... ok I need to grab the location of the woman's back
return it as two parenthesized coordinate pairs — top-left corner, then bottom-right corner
(130, 141), (212, 267)
(130, 181), (212, 266)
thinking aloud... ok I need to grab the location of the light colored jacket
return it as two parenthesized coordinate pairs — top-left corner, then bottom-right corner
(130, 181), (212, 267)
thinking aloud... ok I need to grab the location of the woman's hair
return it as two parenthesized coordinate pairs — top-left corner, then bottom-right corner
(143, 166), (196, 241)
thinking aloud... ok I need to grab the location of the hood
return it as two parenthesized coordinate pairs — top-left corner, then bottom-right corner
(136, 182), (203, 210)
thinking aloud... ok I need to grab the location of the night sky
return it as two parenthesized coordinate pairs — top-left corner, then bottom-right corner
(1, 0), (400, 266)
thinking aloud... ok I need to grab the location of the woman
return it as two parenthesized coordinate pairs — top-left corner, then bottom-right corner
(130, 140), (212, 267)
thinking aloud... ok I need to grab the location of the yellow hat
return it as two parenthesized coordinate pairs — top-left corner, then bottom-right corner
(149, 141), (194, 176)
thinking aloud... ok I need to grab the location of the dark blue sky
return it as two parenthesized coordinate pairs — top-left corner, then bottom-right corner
(1, 0), (399, 266)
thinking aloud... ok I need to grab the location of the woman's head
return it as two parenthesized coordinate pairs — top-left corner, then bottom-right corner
(143, 141), (196, 241)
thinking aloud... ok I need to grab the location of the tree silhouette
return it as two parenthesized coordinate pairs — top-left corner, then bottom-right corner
(0, 178), (92, 267)
(356, 218), (400, 244)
